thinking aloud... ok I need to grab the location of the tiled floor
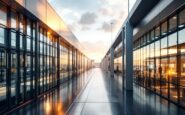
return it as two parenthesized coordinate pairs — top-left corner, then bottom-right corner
(7, 68), (185, 115)
(67, 68), (185, 115)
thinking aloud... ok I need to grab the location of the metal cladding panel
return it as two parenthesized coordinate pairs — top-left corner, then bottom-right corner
(46, 3), (61, 34)
(15, 0), (25, 7)
(14, 0), (85, 53)
(25, 0), (47, 24)
(133, 0), (174, 40)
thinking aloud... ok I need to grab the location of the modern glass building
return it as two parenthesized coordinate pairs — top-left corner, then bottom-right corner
(101, 0), (185, 108)
(133, 5), (185, 107)
(0, 0), (92, 113)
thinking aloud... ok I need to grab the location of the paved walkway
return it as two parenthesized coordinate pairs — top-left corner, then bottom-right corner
(67, 68), (123, 115)
(8, 68), (185, 115)
(67, 68), (185, 115)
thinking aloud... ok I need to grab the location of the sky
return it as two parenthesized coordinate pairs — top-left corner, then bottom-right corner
(48, 0), (136, 63)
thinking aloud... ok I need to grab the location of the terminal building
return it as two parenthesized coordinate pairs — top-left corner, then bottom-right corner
(101, 0), (185, 109)
(1, 0), (185, 114)
(0, 0), (93, 114)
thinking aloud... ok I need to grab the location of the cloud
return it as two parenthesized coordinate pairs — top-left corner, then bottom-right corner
(99, 7), (113, 16)
(68, 22), (80, 32)
(79, 12), (97, 25)
(81, 26), (91, 31)
(98, 19), (119, 32)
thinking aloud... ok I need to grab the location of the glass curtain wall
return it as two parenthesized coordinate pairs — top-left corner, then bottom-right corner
(133, 8), (185, 107)
(0, 15), (7, 108)
(0, 1), (92, 113)
(60, 44), (68, 82)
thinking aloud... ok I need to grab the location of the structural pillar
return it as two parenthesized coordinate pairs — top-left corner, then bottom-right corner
(110, 47), (114, 77)
(124, 22), (133, 90)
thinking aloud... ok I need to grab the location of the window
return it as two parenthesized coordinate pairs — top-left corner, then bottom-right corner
(27, 19), (31, 36)
(155, 41), (160, 93)
(0, 27), (5, 44)
(161, 37), (168, 57)
(20, 35), (23, 49)
(179, 28), (185, 54)
(150, 30), (155, 40)
(155, 26), (160, 39)
(180, 54), (185, 110)
(179, 9), (185, 28)
(20, 54), (24, 100)
(40, 42), (43, 54)
(27, 37), (31, 50)
(147, 33), (150, 43)
(11, 11), (17, 29)
(168, 32), (177, 55)
(11, 32), (16, 47)
(0, 5), (7, 26)
(169, 57), (177, 102)
(32, 23), (36, 38)
(19, 15), (24, 33)
(11, 53), (17, 98)
(180, 56), (185, 87)
(161, 21), (167, 36)
(149, 43), (155, 90)
(33, 40), (35, 52)
(169, 15), (177, 32)
(0, 51), (6, 101)
(26, 55), (31, 93)
(40, 28), (43, 42)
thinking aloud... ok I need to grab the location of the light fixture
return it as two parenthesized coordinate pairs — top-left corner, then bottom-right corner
(179, 24), (185, 28)
(173, 16), (177, 20)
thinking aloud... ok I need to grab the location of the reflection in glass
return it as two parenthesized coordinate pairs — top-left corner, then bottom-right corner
(168, 57), (177, 83)
(27, 19), (31, 36)
(150, 30), (154, 41)
(10, 53), (17, 106)
(11, 32), (16, 47)
(180, 56), (185, 106)
(0, 5), (7, 26)
(133, 7), (185, 107)
(161, 58), (168, 98)
(26, 55), (31, 94)
(168, 32), (177, 55)
(179, 9), (185, 28)
(155, 41), (160, 93)
(20, 35), (23, 49)
(0, 28), (5, 45)
(169, 15), (177, 32)
(0, 51), (6, 101)
(11, 11), (17, 29)
(27, 38), (31, 50)
(19, 15), (24, 33)
(114, 56), (122, 74)
(155, 26), (160, 39)
(179, 28), (185, 54)
(149, 43), (155, 90)
(161, 37), (168, 57)
(161, 21), (167, 36)
(20, 54), (24, 101)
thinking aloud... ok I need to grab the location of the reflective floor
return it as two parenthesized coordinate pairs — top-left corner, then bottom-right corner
(6, 68), (185, 115)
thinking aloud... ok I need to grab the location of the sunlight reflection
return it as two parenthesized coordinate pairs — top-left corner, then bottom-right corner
(45, 100), (51, 114)
(44, 98), (65, 115)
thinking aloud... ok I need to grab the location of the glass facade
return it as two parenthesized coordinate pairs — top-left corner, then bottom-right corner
(114, 43), (123, 74)
(133, 8), (185, 107)
(114, 57), (122, 73)
(0, 1), (92, 113)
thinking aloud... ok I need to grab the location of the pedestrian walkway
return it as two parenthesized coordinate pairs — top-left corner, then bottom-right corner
(67, 68), (123, 115)
(7, 68), (185, 115)
(67, 68), (185, 115)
